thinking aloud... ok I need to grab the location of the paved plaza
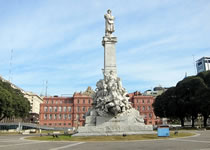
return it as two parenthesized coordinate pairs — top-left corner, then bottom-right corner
(0, 131), (210, 150)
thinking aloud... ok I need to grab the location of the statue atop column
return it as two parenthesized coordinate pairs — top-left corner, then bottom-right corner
(104, 9), (115, 37)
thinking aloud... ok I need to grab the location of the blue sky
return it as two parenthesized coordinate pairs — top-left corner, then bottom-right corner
(0, 0), (210, 96)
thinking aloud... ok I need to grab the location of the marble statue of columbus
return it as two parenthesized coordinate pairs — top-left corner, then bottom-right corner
(104, 9), (115, 36)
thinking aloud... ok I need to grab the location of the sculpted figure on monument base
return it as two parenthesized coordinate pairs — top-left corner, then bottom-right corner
(91, 70), (132, 116)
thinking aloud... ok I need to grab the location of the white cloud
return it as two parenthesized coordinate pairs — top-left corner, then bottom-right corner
(0, 0), (210, 95)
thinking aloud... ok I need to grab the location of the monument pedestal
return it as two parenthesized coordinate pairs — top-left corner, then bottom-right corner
(74, 108), (154, 136)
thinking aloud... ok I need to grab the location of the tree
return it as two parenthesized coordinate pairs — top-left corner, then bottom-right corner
(176, 76), (207, 127)
(153, 71), (210, 127)
(197, 71), (210, 127)
(0, 87), (13, 120)
(198, 88), (210, 127)
(153, 87), (187, 126)
(0, 79), (31, 121)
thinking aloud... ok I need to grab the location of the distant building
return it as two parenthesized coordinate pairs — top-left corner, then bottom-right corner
(143, 86), (167, 97)
(196, 57), (210, 73)
(39, 92), (93, 128)
(23, 91), (43, 123)
(0, 75), (43, 123)
(128, 91), (161, 125)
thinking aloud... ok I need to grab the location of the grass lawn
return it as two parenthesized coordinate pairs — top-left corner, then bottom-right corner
(26, 132), (195, 141)
(0, 132), (19, 135)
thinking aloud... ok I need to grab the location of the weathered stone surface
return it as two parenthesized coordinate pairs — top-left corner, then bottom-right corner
(102, 36), (117, 76)
(74, 10), (153, 136)
(91, 70), (132, 117)
(74, 108), (153, 136)
(104, 9), (115, 37)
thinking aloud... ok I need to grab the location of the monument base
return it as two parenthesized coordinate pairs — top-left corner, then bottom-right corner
(73, 108), (154, 136)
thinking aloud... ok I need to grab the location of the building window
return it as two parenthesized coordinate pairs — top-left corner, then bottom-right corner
(76, 114), (79, 119)
(198, 62), (202, 66)
(83, 107), (85, 112)
(59, 114), (62, 120)
(64, 114), (67, 120)
(44, 123), (47, 125)
(52, 100), (53, 104)
(60, 100), (62, 104)
(143, 106), (145, 111)
(77, 107), (80, 112)
(44, 106), (48, 112)
(147, 99), (150, 103)
(44, 114), (47, 120)
(63, 123), (66, 126)
(49, 107), (52, 112)
(148, 106), (151, 110)
(137, 106), (140, 111)
(63, 106), (67, 112)
(68, 106), (71, 112)
(49, 123), (52, 126)
(56, 100), (58, 104)
(142, 100), (145, 103)
(54, 107), (57, 112)
(54, 114), (57, 120)
(49, 114), (52, 120)
(59, 123), (61, 126)
(68, 123), (71, 126)
(83, 99), (85, 104)
(149, 113), (152, 118)
(68, 114), (71, 120)
(46, 100), (48, 104)
(59, 106), (62, 112)
(77, 99), (80, 104)
(88, 99), (91, 104)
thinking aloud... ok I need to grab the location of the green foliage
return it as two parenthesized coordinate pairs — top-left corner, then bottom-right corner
(153, 70), (210, 127)
(0, 79), (31, 121)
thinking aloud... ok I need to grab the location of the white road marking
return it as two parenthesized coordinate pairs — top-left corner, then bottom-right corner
(0, 141), (47, 148)
(171, 139), (210, 144)
(49, 142), (85, 150)
(0, 139), (23, 142)
(0, 140), (26, 143)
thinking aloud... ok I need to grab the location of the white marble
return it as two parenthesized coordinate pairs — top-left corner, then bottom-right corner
(74, 10), (153, 136)
(102, 35), (117, 76)
(104, 9), (115, 37)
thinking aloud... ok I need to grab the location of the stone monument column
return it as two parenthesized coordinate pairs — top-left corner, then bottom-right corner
(102, 9), (117, 76)
(74, 10), (153, 136)
(102, 36), (117, 76)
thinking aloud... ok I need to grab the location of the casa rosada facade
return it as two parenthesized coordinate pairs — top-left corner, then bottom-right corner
(128, 91), (161, 125)
(39, 91), (161, 128)
(39, 93), (92, 128)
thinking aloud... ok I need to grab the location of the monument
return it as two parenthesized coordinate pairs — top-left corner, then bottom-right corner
(74, 10), (153, 136)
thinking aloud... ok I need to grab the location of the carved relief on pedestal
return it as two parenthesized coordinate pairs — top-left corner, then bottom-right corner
(91, 71), (132, 116)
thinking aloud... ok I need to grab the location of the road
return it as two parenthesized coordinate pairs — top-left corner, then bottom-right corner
(0, 131), (210, 150)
